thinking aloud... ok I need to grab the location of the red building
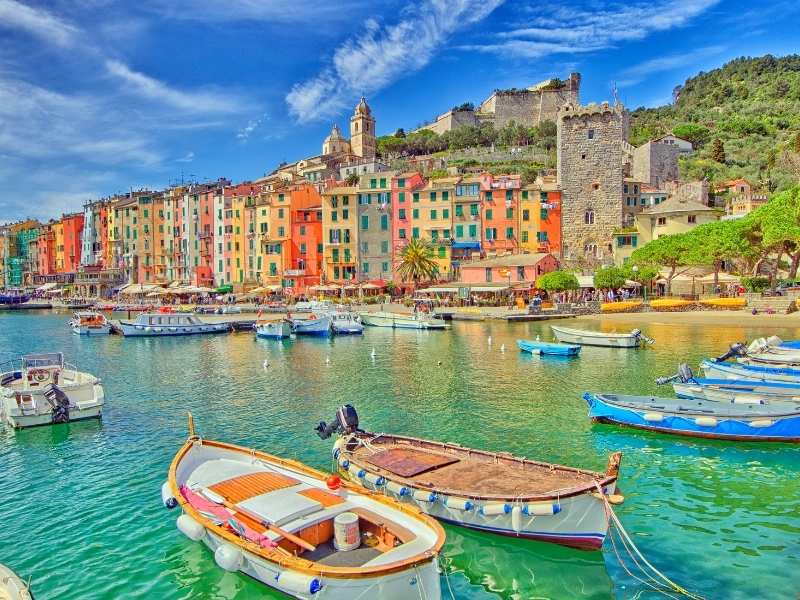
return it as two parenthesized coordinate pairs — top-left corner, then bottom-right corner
(62, 213), (84, 273)
(36, 225), (55, 275)
(286, 184), (324, 293)
(479, 173), (520, 255)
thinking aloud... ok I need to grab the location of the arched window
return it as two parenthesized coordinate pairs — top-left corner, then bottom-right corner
(584, 243), (597, 257)
(355, 122), (359, 132)
(584, 209), (595, 225)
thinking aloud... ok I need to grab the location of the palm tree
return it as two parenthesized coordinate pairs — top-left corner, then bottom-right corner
(396, 239), (440, 290)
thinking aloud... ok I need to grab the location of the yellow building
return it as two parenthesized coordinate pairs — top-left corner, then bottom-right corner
(321, 186), (358, 282)
(518, 183), (539, 253)
(53, 220), (64, 272)
(264, 187), (291, 284)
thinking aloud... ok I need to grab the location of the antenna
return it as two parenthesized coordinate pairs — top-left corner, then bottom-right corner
(612, 82), (619, 105)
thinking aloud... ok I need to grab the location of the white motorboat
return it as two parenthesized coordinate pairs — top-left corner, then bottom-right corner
(360, 311), (448, 330)
(162, 417), (445, 600)
(290, 313), (332, 336)
(0, 563), (33, 600)
(69, 311), (111, 335)
(255, 320), (292, 339)
(551, 325), (653, 348)
(118, 313), (231, 337)
(0, 353), (105, 428)
(331, 312), (364, 335)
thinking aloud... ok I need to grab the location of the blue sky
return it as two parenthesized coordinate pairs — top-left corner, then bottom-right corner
(1, 0), (798, 221)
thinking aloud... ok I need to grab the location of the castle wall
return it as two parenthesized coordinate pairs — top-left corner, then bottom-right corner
(633, 142), (680, 188)
(418, 109), (480, 135)
(557, 103), (628, 263)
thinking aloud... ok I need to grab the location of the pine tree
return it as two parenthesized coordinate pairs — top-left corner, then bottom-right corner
(710, 138), (726, 163)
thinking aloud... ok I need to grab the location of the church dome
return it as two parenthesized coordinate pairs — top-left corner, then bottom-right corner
(324, 124), (345, 143)
(354, 96), (371, 117)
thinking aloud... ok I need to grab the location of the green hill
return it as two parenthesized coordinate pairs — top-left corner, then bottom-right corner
(630, 54), (800, 191)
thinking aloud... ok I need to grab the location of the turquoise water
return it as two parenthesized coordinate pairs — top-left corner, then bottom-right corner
(1, 311), (799, 599)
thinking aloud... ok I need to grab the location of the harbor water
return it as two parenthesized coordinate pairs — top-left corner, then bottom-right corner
(1, 311), (799, 599)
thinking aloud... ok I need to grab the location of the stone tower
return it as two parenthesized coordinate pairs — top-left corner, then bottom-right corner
(350, 97), (376, 159)
(556, 101), (629, 264)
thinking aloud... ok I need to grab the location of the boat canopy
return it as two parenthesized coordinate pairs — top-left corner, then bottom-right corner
(22, 353), (64, 369)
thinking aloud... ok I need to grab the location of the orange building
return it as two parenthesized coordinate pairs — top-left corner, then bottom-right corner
(479, 173), (520, 256)
(60, 213), (84, 273)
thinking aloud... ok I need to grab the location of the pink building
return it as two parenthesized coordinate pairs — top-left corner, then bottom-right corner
(459, 253), (558, 286)
(390, 172), (425, 275)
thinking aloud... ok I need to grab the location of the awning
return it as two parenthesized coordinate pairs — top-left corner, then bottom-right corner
(576, 275), (594, 288)
(469, 285), (509, 292)
(451, 241), (481, 250)
(215, 285), (234, 294)
(36, 283), (58, 292)
(418, 286), (458, 294)
(310, 284), (341, 292)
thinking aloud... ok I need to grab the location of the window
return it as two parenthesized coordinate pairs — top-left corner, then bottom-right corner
(505, 190), (513, 201)
(438, 246), (446, 259)
(413, 192), (420, 202)
(379, 178), (386, 187)
(342, 196), (349, 206)
(485, 191), (493, 200)
(455, 205), (463, 217)
(624, 184), (629, 194)
(431, 230), (439, 241)
(485, 228), (497, 240)
(430, 191), (437, 201)
(299, 225), (306, 235)
(517, 266), (525, 280)
(485, 209), (493, 220)
(617, 235), (638, 247)
(430, 209), (437, 220)
(370, 178), (376, 189)
(361, 241), (368, 253)
(588, 129), (594, 139)
(362, 262), (369, 273)
(541, 208), (549, 220)
(522, 209), (530, 221)
(657, 217), (667, 226)
(442, 191), (449, 200)
(382, 261), (389, 272)
(334, 266), (340, 279)
(468, 224), (477, 237)
(399, 208), (406, 219)
(397, 178), (405, 188)
(344, 249), (350, 262)
(412, 227), (419, 239)
(300, 243), (307, 254)
(398, 192), (405, 203)
(380, 214), (388, 230)
(506, 227), (514, 240)
(342, 209), (349, 219)
(506, 207), (513, 219)
(398, 228), (406, 239)
(522, 190), (528, 200)
(455, 225), (464, 238)
(361, 215), (369, 230)
(485, 268), (492, 282)
(470, 204), (479, 216)
(584, 210), (595, 225)
(688, 215), (697, 224)
(331, 211), (338, 222)
(443, 229), (450, 238)
(278, 208), (284, 218)
(521, 231), (529, 243)
(359, 193), (370, 205)
(332, 248), (340, 262)
(381, 240), (389, 253)
(278, 226), (285, 237)
(581, 153), (586, 160)
(412, 208), (419, 219)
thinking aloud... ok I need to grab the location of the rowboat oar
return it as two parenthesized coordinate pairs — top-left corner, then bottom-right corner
(201, 488), (317, 552)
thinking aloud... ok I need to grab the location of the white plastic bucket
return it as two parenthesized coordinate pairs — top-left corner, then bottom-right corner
(333, 512), (360, 551)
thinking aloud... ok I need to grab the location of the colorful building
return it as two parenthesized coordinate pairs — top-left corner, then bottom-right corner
(357, 173), (392, 282)
(479, 173), (520, 256)
(458, 253), (558, 286)
(451, 176), (482, 276)
(321, 185), (358, 282)
(391, 172), (426, 277)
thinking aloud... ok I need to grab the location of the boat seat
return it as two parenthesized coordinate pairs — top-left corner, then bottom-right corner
(238, 486), (324, 527)
(187, 459), (289, 491)
(210, 471), (300, 503)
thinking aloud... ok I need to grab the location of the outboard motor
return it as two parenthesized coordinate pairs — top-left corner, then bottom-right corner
(630, 329), (655, 345)
(714, 342), (747, 363)
(315, 404), (360, 439)
(43, 383), (71, 424)
(655, 363), (695, 385)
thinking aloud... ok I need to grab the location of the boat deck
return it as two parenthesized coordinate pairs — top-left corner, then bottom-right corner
(349, 437), (607, 498)
(596, 393), (800, 417)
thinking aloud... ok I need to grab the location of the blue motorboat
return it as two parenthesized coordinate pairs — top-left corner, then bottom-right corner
(584, 392), (800, 442)
(673, 377), (800, 403)
(0, 291), (30, 305)
(290, 313), (332, 336)
(517, 339), (581, 357)
(700, 359), (800, 383)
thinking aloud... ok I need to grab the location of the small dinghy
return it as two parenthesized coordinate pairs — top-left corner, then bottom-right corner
(69, 311), (111, 335)
(517, 339), (580, 357)
(551, 325), (653, 348)
(163, 415), (445, 600)
(584, 392), (800, 442)
(315, 406), (623, 550)
(255, 320), (292, 340)
(331, 312), (364, 335)
(701, 359), (800, 383)
(658, 363), (800, 403)
(290, 313), (332, 336)
(0, 563), (33, 600)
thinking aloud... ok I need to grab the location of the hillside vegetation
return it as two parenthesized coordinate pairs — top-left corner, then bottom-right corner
(630, 54), (800, 191)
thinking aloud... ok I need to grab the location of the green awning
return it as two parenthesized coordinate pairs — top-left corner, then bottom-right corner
(215, 285), (233, 294)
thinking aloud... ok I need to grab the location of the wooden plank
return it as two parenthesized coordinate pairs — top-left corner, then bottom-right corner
(365, 448), (459, 478)
(210, 471), (299, 503)
(298, 487), (345, 508)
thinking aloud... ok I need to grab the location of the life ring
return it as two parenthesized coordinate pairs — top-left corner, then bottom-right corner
(33, 369), (49, 382)
(308, 315), (316, 320)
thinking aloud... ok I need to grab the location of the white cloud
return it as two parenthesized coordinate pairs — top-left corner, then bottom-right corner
(286, 0), (505, 122)
(176, 151), (194, 163)
(616, 45), (726, 87)
(145, 0), (372, 23)
(0, 0), (77, 47)
(105, 60), (244, 113)
(467, 0), (720, 58)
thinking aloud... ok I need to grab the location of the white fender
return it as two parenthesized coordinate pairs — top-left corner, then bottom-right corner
(479, 503), (510, 516)
(511, 505), (522, 532)
(695, 417), (718, 427)
(412, 489), (436, 502)
(523, 502), (561, 516)
(176, 514), (205, 541)
(338, 457), (350, 469)
(347, 463), (366, 478)
(749, 419), (774, 428)
(275, 570), (323, 595)
(643, 412), (664, 422)
(161, 482), (177, 509)
(386, 481), (410, 496)
(332, 438), (346, 459)
(214, 544), (243, 572)
(363, 472), (385, 486)
(443, 496), (473, 511)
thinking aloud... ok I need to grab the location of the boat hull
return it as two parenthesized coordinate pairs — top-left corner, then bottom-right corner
(119, 322), (230, 337)
(255, 322), (292, 339)
(291, 315), (332, 336)
(517, 340), (581, 356)
(360, 312), (447, 330)
(1, 377), (105, 429)
(0, 563), (33, 600)
(332, 324), (364, 335)
(701, 360), (800, 383)
(72, 324), (111, 335)
(551, 326), (640, 348)
(673, 380), (800, 404)
(584, 392), (800, 442)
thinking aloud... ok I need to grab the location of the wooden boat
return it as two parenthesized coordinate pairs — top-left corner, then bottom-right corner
(700, 359), (800, 383)
(0, 563), (33, 600)
(163, 417), (445, 600)
(255, 320), (292, 339)
(517, 339), (580, 357)
(584, 392), (800, 442)
(360, 312), (448, 330)
(118, 313), (230, 337)
(69, 311), (111, 335)
(316, 406), (622, 550)
(551, 325), (652, 348)
(290, 313), (332, 336)
(0, 353), (104, 428)
(673, 378), (800, 404)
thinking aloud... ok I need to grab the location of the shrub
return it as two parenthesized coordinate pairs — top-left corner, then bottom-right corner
(742, 276), (770, 292)
(650, 298), (696, 311)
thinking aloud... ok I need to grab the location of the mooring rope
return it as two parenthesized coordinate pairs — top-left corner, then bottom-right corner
(596, 484), (705, 600)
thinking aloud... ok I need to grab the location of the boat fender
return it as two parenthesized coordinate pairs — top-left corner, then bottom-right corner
(643, 412), (664, 422)
(443, 496), (473, 511)
(695, 417), (718, 427)
(339, 458), (350, 470)
(275, 571), (323, 595)
(523, 503), (561, 516)
(511, 505), (523, 532)
(161, 482), (177, 509)
(412, 489), (436, 503)
(363, 472), (386, 486)
(332, 438), (346, 459)
(479, 503), (511, 516)
(145, 327), (152, 332)
(386, 481), (410, 497)
(749, 419), (774, 428)
(214, 544), (243, 572)
(176, 514), (205, 541)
